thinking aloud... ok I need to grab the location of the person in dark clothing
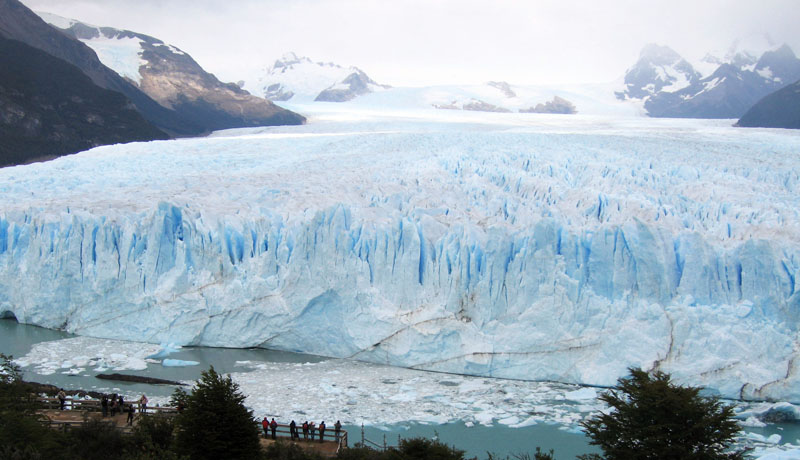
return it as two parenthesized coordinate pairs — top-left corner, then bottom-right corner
(309, 422), (315, 441)
(302, 421), (309, 440)
(270, 418), (277, 440)
(290, 420), (298, 440)
(262, 417), (269, 438)
(110, 393), (118, 416)
(334, 420), (342, 442)
(57, 389), (66, 410)
(319, 421), (326, 443)
(101, 395), (108, 417)
(118, 395), (124, 413)
(126, 403), (135, 425)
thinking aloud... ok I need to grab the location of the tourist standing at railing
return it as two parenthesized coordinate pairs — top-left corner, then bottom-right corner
(110, 393), (118, 416)
(101, 395), (109, 417)
(118, 395), (124, 414)
(139, 394), (148, 413)
(126, 403), (135, 425)
(57, 389), (66, 410)
(302, 421), (309, 440)
(290, 420), (298, 440)
(319, 421), (326, 443)
(309, 421), (315, 440)
(270, 417), (277, 440)
(262, 417), (269, 438)
(335, 420), (342, 442)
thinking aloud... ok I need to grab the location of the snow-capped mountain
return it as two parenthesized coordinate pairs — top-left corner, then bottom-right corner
(617, 42), (800, 119)
(38, 12), (305, 131)
(616, 44), (701, 100)
(253, 52), (389, 102)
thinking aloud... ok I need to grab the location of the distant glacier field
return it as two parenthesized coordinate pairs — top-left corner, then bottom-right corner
(1, 107), (799, 401)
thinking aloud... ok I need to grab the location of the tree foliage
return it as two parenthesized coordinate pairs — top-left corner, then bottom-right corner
(579, 368), (748, 460)
(172, 366), (261, 460)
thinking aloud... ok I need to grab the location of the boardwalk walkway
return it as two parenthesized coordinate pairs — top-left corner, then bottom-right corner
(35, 397), (348, 456)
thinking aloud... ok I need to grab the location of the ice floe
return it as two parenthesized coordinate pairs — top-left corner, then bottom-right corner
(14, 337), (160, 376)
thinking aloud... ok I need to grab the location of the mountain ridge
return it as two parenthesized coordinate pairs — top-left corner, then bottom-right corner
(0, 35), (168, 167)
(617, 41), (800, 119)
(38, 12), (306, 131)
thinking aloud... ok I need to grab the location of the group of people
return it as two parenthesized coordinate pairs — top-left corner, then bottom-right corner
(261, 417), (343, 443)
(98, 393), (139, 425)
(55, 389), (146, 426)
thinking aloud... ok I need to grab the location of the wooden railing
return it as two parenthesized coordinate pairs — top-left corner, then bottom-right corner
(256, 422), (348, 448)
(37, 396), (348, 450)
(37, 397), (178, 415)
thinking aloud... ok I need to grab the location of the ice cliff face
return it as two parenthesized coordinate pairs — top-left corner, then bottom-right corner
(1, 112), (799, 401)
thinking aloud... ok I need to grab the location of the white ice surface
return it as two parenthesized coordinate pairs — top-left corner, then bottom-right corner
(162, 359), (199, 367)
(13, 337), (160, 375)
(1, 108), (800, 403)
(80, 35), (145, 85)
(35, 11), (79, 30)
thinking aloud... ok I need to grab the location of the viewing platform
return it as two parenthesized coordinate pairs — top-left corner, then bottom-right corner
(35, 396), (348, 456)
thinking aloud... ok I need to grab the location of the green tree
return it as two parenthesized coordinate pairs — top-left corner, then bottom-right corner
(128, 413), (186, 460)
(397, 437), (464, 460)
(0, 353), (64, 458)
(172, 366), (261, 460)
(579, 368), (748, 460)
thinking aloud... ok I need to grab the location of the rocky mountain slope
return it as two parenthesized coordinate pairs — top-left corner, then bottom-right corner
(254, 52), (389, 102)
(0, 36), (168, 167)
(0, 0), (202, 136)
(39, 13), (305, 131)
(617, 42), (800, 119)
(736, 78), (800, 129)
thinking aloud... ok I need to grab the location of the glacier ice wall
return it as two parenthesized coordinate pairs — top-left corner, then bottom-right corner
(1, 115), (799, 401)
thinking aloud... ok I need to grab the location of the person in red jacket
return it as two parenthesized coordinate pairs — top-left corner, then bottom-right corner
(270, 417), (278, 440)
(261, 417), (269, 438)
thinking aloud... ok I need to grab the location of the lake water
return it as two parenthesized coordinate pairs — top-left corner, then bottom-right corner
(1, 318), (796, 459)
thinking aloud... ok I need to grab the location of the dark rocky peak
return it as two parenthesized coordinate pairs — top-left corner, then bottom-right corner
(315, 68), (386, 102)
(755, 44), (800, 85)
(736, 78), (800, 129)
(619, 43), (700, 100)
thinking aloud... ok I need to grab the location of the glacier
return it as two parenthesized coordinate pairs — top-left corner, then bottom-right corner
(1, 107), (799, 401)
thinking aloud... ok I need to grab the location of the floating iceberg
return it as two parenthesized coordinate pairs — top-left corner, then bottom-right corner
(162, 359), (199, 367)
(0, 111), (798, 401)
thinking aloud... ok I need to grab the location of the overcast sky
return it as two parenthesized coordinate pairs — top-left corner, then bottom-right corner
(21, 0), (800, 88)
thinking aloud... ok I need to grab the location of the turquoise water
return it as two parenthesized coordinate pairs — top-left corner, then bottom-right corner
(0, 319), (599, 458)
(0, 318), (325, 397)
(2, 319), (795, 459)
(347, 422), (598, 459)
